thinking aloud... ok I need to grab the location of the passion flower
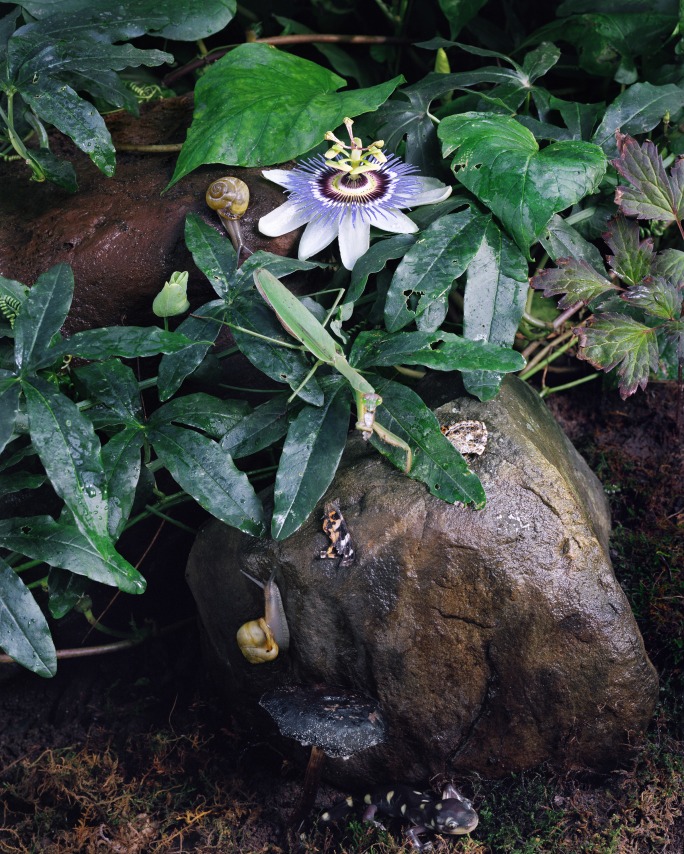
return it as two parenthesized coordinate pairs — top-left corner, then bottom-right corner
(259, 118), (452, 270)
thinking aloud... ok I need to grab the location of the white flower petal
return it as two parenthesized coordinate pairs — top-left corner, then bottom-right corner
(259, 200), (310, 237)
(409, 178), (453, 206)
(298, 217), (339, 260)
(338, 212), (370, 270)
(261, 169), (297, 190)
(370, 208), (419, 234)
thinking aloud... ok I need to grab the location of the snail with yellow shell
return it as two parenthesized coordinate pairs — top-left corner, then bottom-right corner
(236, 570), (290, 664)
(206, 176), (250, 258)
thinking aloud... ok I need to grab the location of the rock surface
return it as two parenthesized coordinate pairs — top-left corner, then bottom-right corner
(186, 377), (659, 785)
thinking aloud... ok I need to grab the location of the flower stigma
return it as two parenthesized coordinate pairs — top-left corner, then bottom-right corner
(259, 117), (452, 270)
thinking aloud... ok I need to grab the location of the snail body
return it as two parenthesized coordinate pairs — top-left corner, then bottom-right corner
(237, 570), (289, 664)
(206, 176), (251, 257)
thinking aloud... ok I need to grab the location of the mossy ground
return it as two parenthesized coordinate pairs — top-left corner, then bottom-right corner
(0, 382), (682, 853)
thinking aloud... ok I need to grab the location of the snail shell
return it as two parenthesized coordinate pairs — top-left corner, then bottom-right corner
(237, 570), (289, 664)
(206, 176), (249, 221)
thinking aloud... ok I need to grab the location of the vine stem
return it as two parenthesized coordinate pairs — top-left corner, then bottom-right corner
(163, 34), (408, 86)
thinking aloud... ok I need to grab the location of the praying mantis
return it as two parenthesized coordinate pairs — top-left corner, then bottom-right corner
(253, 268), (413, 473)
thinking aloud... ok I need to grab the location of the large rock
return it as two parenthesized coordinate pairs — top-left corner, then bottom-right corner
(186, 377), (658, 784)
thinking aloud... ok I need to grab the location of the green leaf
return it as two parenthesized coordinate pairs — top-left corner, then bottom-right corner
(8, 11), (172, 175)
(0, 374), (20, 455)
(384, 211), (490, 332)
(0, 556), (56, 677)
(50, 326), (199, 362)
(150, 393), (250, 438)
(0, 471), (46, 499)
(22, 376), (109, 541)
(148, 422), (265, 537)
(169, 44), (402, 184)
(575, 313), (659, 398)
(439, 113), (607, 255)
(74, 359), (142, 427)
(604, 216), (653, 286)
(101, 428), (143, 539)
(157, 299), (225, 402)
(531, 258), (617, 308)
(462, 220), (529, 400)
(350, 329), (525, 373)
(593, 83), (684, 156)
(347, 234), (417, 306)
(229, 295), (324, 406)
(437, 0), (488, 38)
(612, 132), (684, 223)
(622, 278), (682, 320)
(221, 395), (291, 459)
(184, 213), (238, 300)
(271, 377), (351, 540)
(47, 567), (89, 619)
(28, 148), (78, 192)
(540, 214), (606, 272)
(369, 378), (486, 507)
(13, 263), (73, 373)
(17, 0), (236, 41)
(0, 516), (146, 593)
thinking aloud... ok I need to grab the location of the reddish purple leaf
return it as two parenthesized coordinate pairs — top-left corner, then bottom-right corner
(612, 132), (684, 223)
(574, 313), (659, 398)
(531, 258), (617, 308)
(621, 276), (682, 320)
(603, 216), (653, 286)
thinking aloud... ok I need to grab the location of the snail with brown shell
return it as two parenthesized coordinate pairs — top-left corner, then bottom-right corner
(236, 570), (290, 664)
(206, 177), (250, 258)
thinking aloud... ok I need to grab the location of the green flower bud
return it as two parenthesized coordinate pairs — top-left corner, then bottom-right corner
(153, 271), (190, 318)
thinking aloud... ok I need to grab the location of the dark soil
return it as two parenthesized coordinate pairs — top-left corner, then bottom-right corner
(0, 377), (682, 853)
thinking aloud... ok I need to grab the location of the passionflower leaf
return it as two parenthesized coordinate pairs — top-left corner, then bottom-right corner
(169, 44), (402, 186)
(439, 113), (607, 256)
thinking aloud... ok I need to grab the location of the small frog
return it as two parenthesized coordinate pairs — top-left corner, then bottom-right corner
(319, 499), (355, 568)
(320, 783), (478, 851)
(441, 419), (488, 456)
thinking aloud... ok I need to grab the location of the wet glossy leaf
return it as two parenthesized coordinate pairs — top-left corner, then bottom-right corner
(0, 373), (20, 455)
(0, 556), (56, 677)
(0, 515), (145, 593)
(157, 299), (226, 402)
(612, 132), (684, 223)
(621, 278), (682, 320)
(369, 378), (485, 507)
(229, 296), (323, 407)
(384, 211), (490, 332)
(0, 471), (46, 498)
(221, 395), (291, 459)
(148, 422), (265, 537)
(346, 235), (416, 307)
(150, 393), (250, 439)
(531, 259), (617, 308)
(47, 566), (89, 619)
(101, 428), (143, 539)
(184, 213), (238, 300)
(439, 113), (607, 255)
(74, 359), (142, 427)
(540, 214), (606, 272)
(271, 377), (351, 540)
(13, 263), (72, 372)
(604, 216), (653, 286)
(350, 329), (525, 373)
(593, 83), (684, 156)
(50, 326), (198, 362)
(575, 313), (659, 398)
(169, 44), (402, 184)
(29, 148), (78, 192)
(23, 376), (109, 541)
(7, 10), (172, 176)
(462, 220), (528, 400)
